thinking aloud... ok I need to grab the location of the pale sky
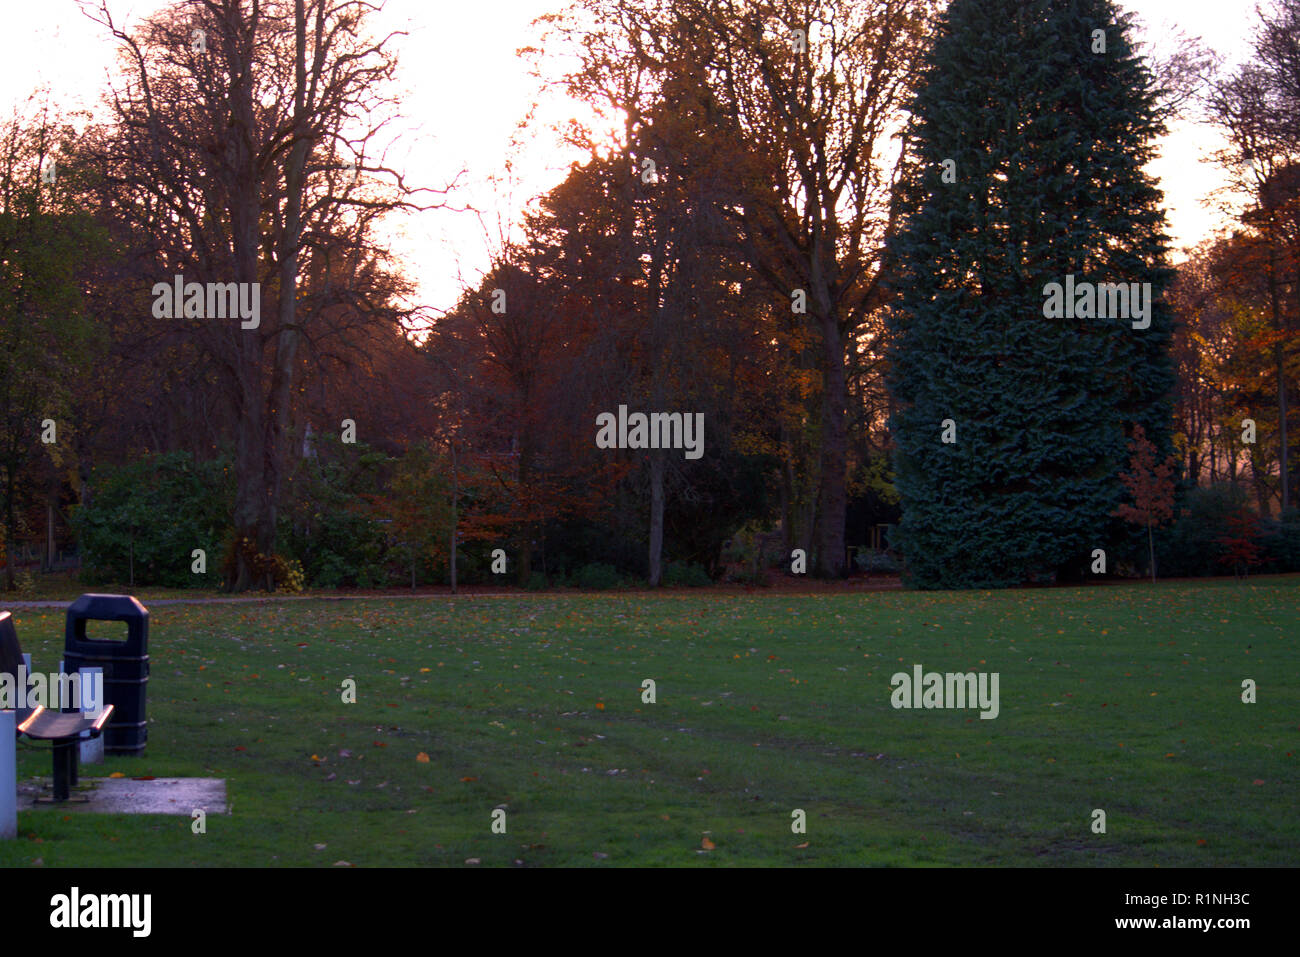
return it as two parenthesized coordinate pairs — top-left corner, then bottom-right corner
(0, 0), (1267, 317)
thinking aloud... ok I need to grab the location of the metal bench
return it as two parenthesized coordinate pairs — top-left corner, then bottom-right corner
(1, 610), (114, 801)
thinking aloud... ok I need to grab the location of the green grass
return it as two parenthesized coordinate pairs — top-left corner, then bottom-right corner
(3, 577), (1296, 867)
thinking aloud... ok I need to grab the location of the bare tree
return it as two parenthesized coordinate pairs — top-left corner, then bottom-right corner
(82, 0), (461, 589)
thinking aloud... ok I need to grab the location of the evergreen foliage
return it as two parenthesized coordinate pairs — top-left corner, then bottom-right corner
(886, 0), (1177, 588)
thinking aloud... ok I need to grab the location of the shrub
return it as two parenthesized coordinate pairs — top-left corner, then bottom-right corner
(275, 557), (306, 594)
(1259, 508), (1300, 573)
(13, 567), (36, 597)
(855, 548), (900, 574)
(223, 536), (311, 592)
(1216, 509), (1265, 578)
(72, 452), (232, 588)
(355, 563), (390, 589)
(663, 561), (711, 586)
(1156, 483), (1253, 578)
(280, 440), (391, 588)
(574, 562), (621, 590)
(308, 554), (345, 589)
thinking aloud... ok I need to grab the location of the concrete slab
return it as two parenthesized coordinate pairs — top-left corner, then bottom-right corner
(17, 776), (228, 814)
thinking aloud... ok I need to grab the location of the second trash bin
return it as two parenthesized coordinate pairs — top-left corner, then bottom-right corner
(63, 593), (149, 755)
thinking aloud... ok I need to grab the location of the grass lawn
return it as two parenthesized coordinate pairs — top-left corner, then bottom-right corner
(2, 577), (1296, 867)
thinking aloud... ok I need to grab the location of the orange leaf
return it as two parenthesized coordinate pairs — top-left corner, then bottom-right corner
(596, 702), (605, 711)
(108, 772), (124, 778)
(701, 836), (715, 851)
(416, 752), (430, 763)
(460, 776), (477, 782)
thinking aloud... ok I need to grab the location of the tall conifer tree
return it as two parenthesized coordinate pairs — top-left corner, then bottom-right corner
(885, 0), (1176, 588)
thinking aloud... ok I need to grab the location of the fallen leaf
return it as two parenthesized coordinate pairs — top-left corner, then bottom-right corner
(460, 776), (477, 782)
(108, 772), (124, 778)
(701, 836), (716, 851)
(795, 842), (810, 849)
(416, 752), (430, 763)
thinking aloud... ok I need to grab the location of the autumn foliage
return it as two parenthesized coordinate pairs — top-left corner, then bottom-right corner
(1114, 425), (1178, 582)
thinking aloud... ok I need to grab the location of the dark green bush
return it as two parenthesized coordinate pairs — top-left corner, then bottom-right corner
(280, 440), (390, 588)
(1259, 508), (1300, 573)
(71, 452), (232, 588)
(574, 562), (621, 590)
(1156, 483), (1254, 578)
(663, 561), (711, 586)
(855, 548), (901, 574)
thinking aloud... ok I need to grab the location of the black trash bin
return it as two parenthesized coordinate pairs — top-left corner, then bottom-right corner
(63, 594), (149, 755)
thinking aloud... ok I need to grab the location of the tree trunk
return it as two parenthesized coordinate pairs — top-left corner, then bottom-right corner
(1267, 234), (1288, 512)
(2, 465), (14, 591)
(44, 499), (54, 573)
(449, 441), (458, 595)
(1147, 519), (1155, 584)
(648, 450), (665, 586)
(225, 9), (273, 592)
(816, 308), (848, 578)
(1249, 451), (1270, 518)
(517, 434), (534, 586)
(228, 382), (270, 591)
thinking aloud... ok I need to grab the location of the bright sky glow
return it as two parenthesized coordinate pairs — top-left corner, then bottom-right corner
(0, 0), (1267, 315)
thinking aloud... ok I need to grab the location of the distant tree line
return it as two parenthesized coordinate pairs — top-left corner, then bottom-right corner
(0, 0), (1297, 592)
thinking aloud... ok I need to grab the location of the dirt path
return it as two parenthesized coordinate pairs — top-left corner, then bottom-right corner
(3, 577), (906, 609)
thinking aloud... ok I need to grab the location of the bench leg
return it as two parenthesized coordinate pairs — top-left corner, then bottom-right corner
(52, 740), (75, 801)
